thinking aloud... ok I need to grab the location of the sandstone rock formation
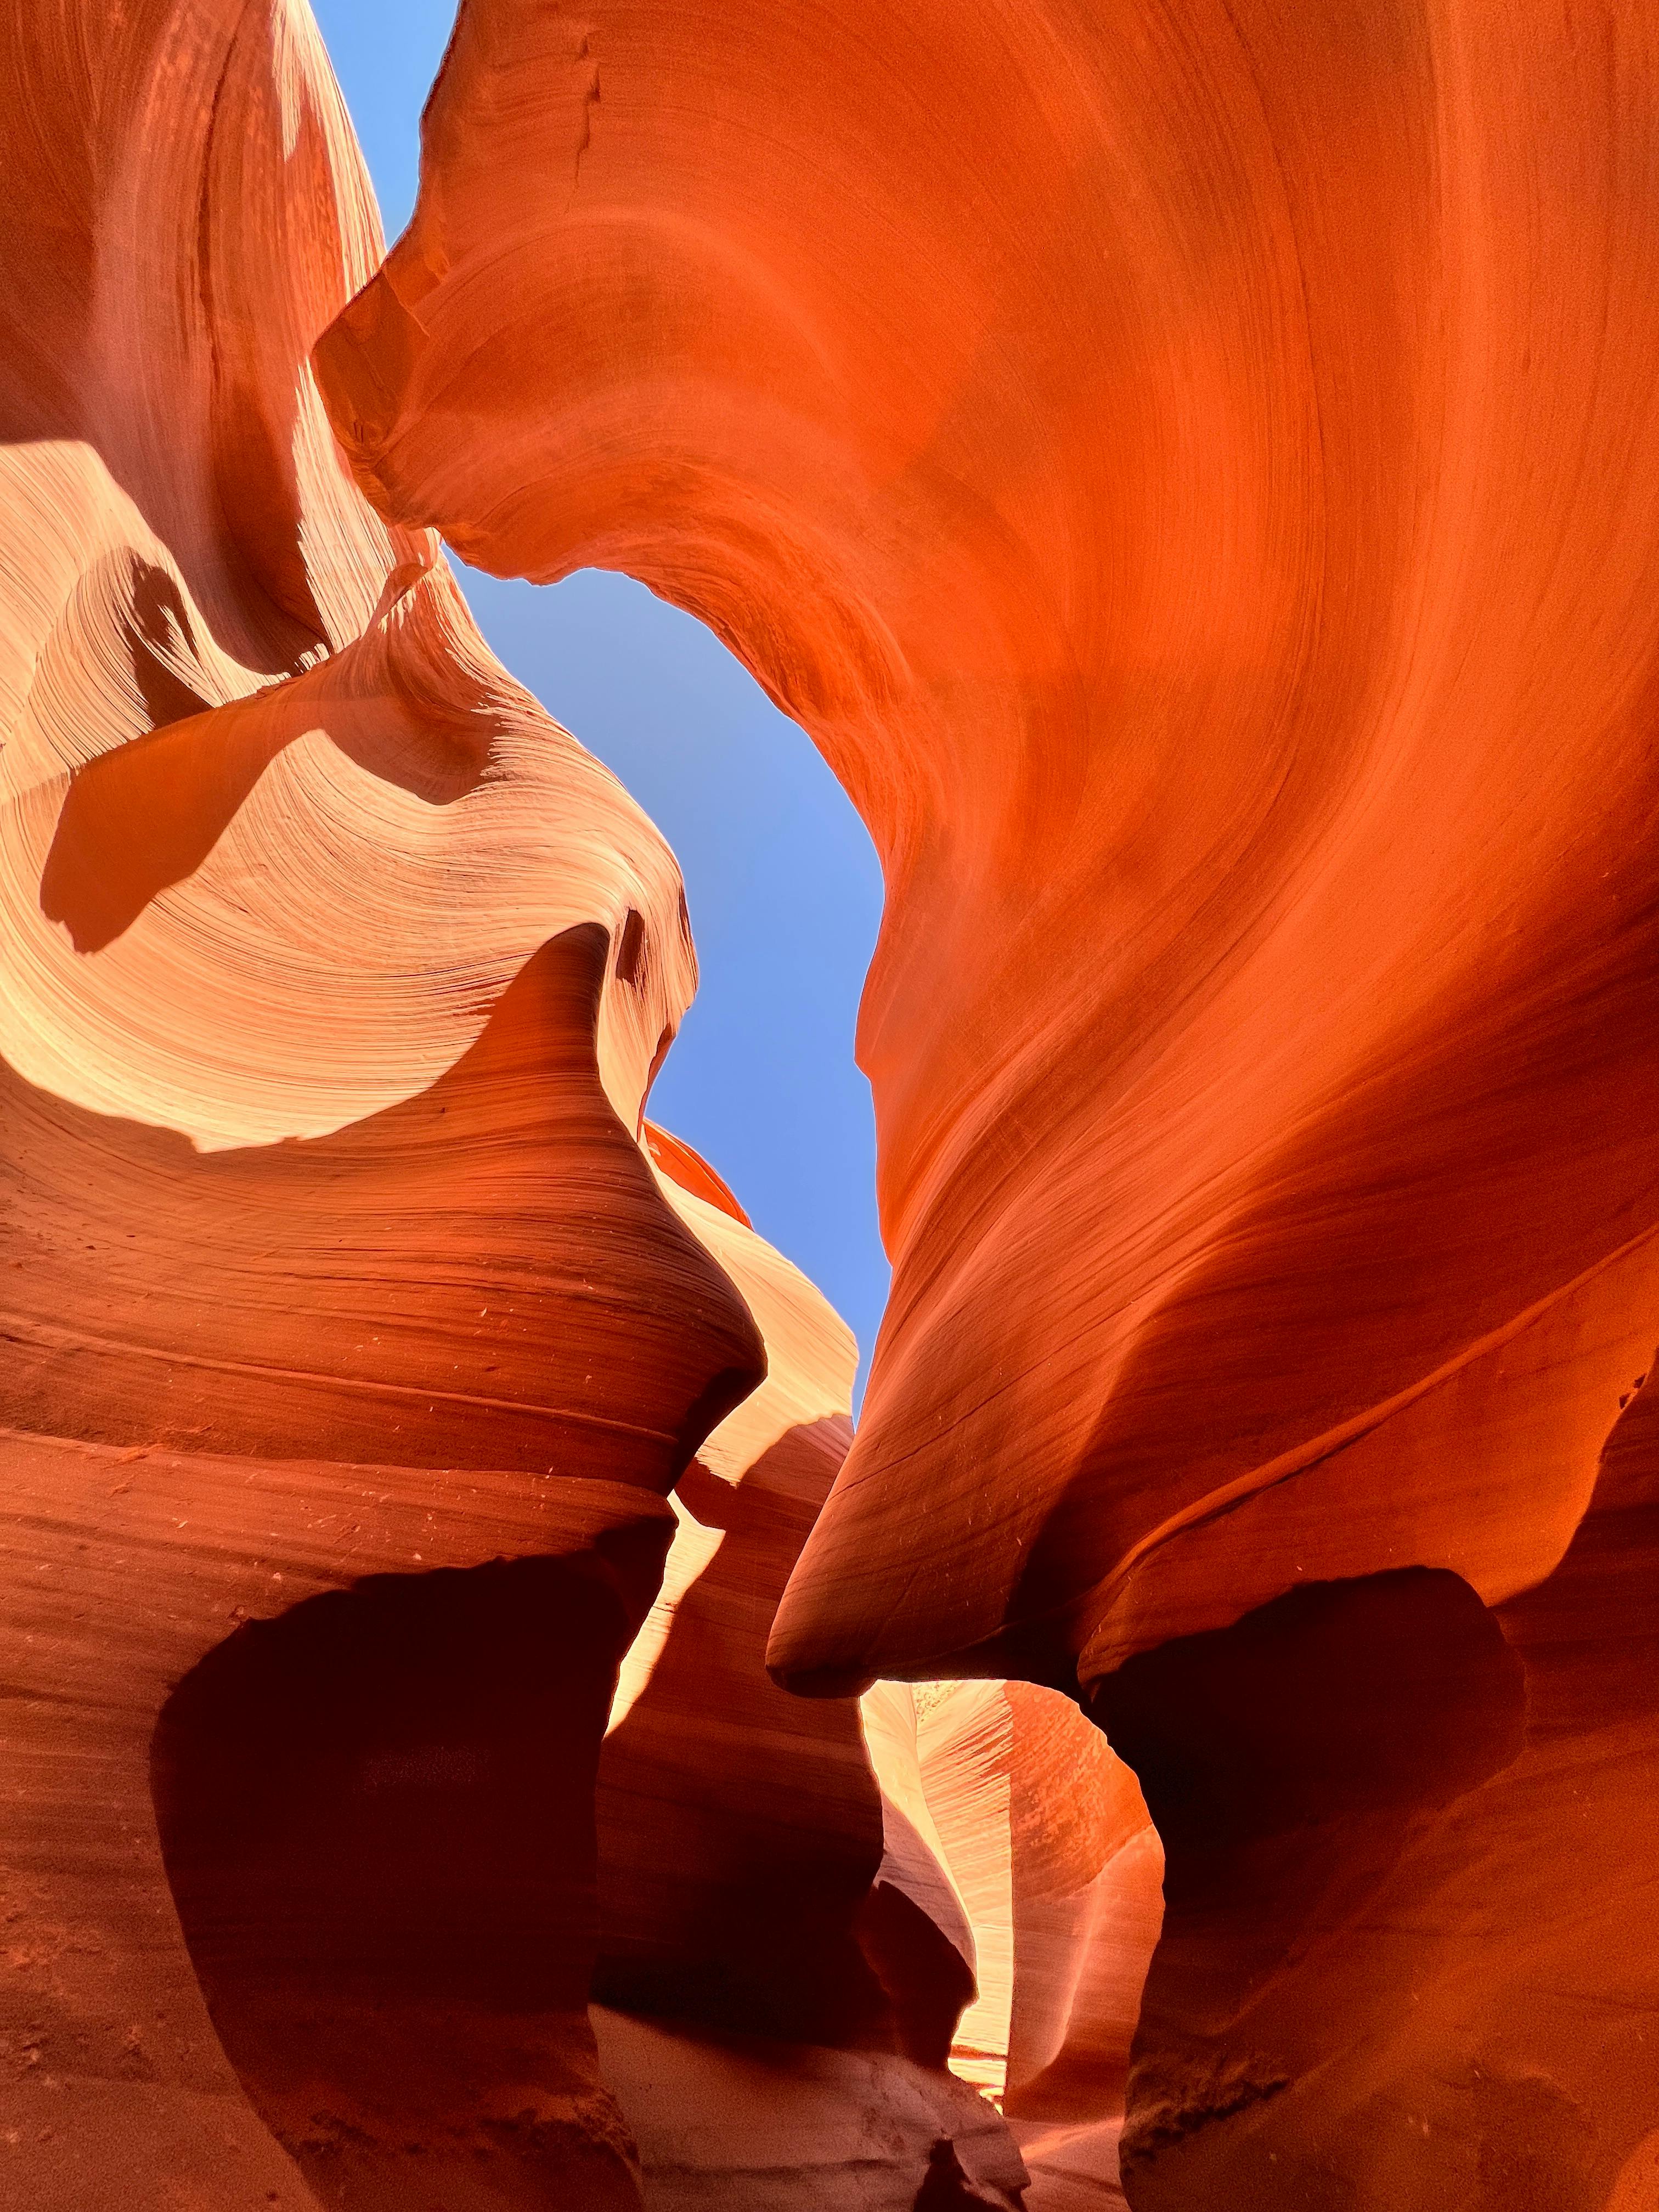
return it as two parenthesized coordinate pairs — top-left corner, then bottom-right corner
(8, 0), (1659, 2206)
(311, 0), (1659, 2203)
(599, 1142), (1155, 2209)
(1, 5), (1137, 2204)
(865, 1680), (1163, 2209)
(1099, 1363), (1659, 2209)
(317, 0), (1659, 1700)
(0, 2), (766, 2199)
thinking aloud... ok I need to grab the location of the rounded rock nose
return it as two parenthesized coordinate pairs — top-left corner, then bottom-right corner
(764, 1460), (918, 1701)
(312, 267), (427, 511)
(764, 1645), (879, 1702)
(764, 1378), (1087, 1700)
(763, 1491), (869, 1694)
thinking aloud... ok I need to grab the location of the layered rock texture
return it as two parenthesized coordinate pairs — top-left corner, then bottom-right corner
(0, 3), (757, 2200)
(1, 3), (1133, 2205)
(309, 0), (1659, 2202)
(4, 0), (1657, 2207)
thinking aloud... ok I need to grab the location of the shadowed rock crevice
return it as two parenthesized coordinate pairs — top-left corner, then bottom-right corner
(597, 1419), (891, 2051)
(1096, 1420), (1659, 2211)
(152, 1556), (648, 2211)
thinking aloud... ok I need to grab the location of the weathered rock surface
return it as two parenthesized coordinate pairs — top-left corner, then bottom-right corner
(312, 2), (1659, 2205)
(9, 0), (1659, 2207)
(594, 2006), (1028, 2212)
(1, 3), (795, 2204)
(601, 1136), (1156, 2208)
(598, 1143), (886, 2050)
(865, 1679), (1162, 2210)
(0, 8), (1074, 2205)
(1099, 1372), (1659, 2210)
(315, 0), (1659, 1698)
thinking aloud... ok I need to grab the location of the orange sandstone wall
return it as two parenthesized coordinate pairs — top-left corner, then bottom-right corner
(317, 0), (1659, 1699)
(597, 1145), (885, 2050)
(0, 9), (1069, 2204)
(596, 1144), (1040, 2207)
(4, 0), (1654, 2203)
(311, 2), (1659, 2204)
(865, 1677), (1164, 2209)
(0, 3), (754, 2203)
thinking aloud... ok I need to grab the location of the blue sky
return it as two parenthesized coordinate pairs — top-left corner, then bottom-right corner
(308, 1), (889, 1396)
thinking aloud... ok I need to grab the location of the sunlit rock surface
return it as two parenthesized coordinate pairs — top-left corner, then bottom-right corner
(0, 0), (763, 2200)
(313, 0), (1659, 2202)
(1, 5), (1131, 2205)
(865, 1679), (1163, 2209)
(5, 0), (1658, 2206)
(315, 0), (1659, 1705)
(601, 1141), (1156, 2208)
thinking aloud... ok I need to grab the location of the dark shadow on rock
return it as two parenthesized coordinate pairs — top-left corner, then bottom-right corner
(152, 1555), (647, 2211)
(1097, 1404), (1659, 2212)
(39, 549), (491, 954)
(595, 1414), (907, 2052)
(1092, 1567), (1527, 2208)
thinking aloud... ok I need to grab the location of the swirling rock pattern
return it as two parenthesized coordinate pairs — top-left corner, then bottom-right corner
(315, 0), (1659, 1703)
(311, 0), (1659, 2204)
(865, 1678), (1164, 2209)
(0, 3), (752, 2204)
(8, 0), (1659, 2207)
(600, 1139), (1154, 2209)
(1, 6), (1110, 2205)
(1101, 1375), (1659, 2209)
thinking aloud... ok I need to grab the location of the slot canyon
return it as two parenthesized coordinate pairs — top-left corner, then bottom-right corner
(2, 2), (1657, 2207)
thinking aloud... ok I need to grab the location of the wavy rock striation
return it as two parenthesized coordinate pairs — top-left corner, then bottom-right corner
(2, 7), (1106, 2205)
(865, 1678), (1163, 2209)
(315, 0), (1659, 1700)
(312, 1), (1659, 2203)
(5, 0), (1655, 2205)
(1101, 1370), (1659, 2208)
(0, 3), (759, 2204)
(600, 1137), (1156, 2210)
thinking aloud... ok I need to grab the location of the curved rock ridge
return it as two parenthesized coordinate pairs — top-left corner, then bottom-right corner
(2, 17), (1051, 2207)
(1, 0), (752, 1474)
(0, 4), (777, 2205)
(593, 1122), (1165, 2208)
(315, 0), (1659, 1707)
(599, 1141), (882, 2049)
(10, 2), (1659, 2208)
(864, 1679), (1163, 2209)
(1100, 1368), (1659, 2208)
(596, 1139), (1045, 2204)
(2, 0), (698, 1153)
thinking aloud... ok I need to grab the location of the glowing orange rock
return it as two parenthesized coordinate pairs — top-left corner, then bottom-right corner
(317, 0), (1659, 1700)
(598, 1135), (884, 2047)
(865, 1678), (1164, 2210)
(6, 0), (1656, 2202)
(0, 15), (1046, 2205)
(602, 1135), (1087, 2206)
(311, 1), (1659, 2202)
(0, 3), (754, 2203)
